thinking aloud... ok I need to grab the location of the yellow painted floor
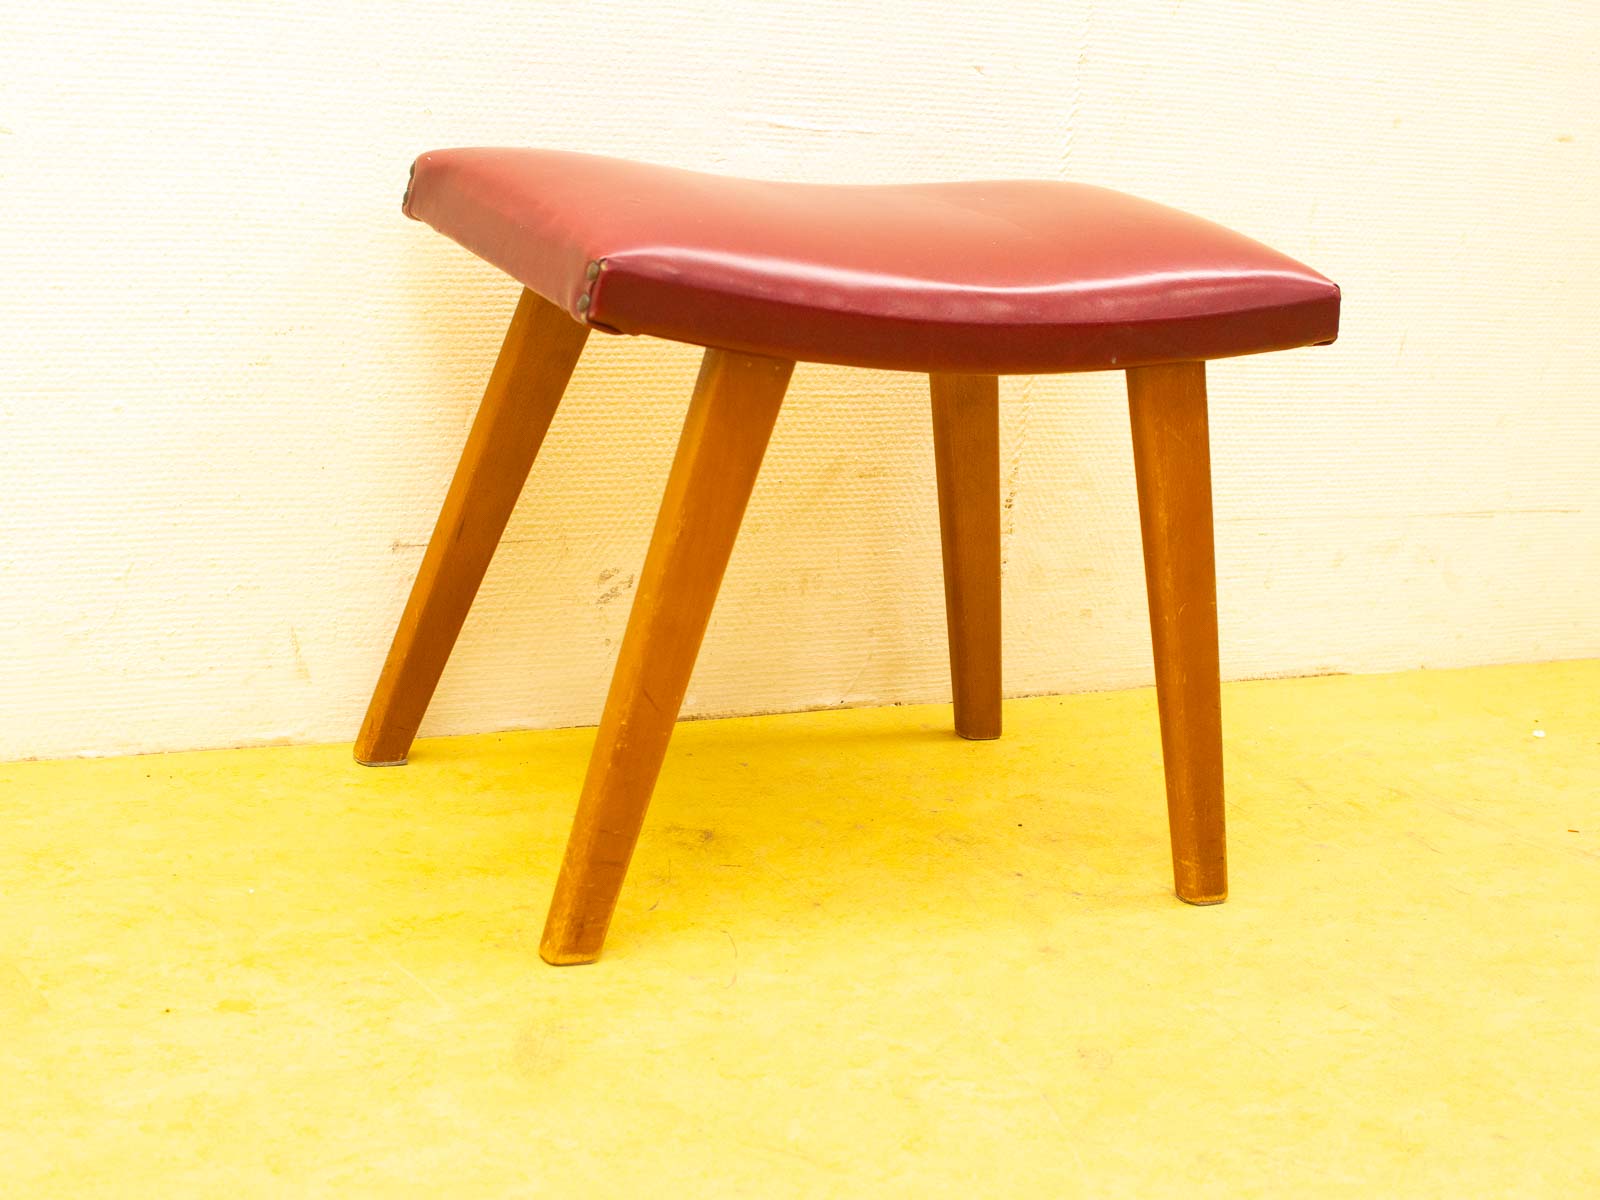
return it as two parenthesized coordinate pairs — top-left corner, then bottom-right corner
(3, 661), (1598, 1195)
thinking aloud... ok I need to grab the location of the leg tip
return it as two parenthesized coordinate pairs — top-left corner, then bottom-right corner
(1178, 890), (1227, 906)
(954, 717), (1002, 741)
(354, 752), (408, 767)
(539, 910), (604, 965)
(539, 943), (600, 967)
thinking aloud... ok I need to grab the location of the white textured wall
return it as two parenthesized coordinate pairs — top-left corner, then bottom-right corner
(3, 1), (1598, 762)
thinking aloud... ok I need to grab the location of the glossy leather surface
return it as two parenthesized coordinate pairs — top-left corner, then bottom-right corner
(405, 148), (1340, 374)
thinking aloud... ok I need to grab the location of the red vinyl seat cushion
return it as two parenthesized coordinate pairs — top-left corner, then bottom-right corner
(404, 148), (1339, 375)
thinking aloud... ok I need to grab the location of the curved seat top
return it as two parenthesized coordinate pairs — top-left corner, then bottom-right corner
(404, 148), (1339, 375)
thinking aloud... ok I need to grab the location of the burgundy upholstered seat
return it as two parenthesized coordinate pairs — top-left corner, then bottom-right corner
(404, 148), (1339, 375)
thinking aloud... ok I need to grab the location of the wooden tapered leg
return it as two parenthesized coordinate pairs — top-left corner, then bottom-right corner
(354, 289), (589, 766)
(1126, 360), (1227, 904)
(930, 373), (1002, 740)
(540, 348), (793, 964)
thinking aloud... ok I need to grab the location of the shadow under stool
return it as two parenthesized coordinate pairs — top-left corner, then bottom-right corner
(355, 148), (1341, 964)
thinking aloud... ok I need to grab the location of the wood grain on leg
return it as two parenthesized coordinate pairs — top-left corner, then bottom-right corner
(1126, 361), (1227, 904)
(930, 373), (1002, 740)
(540, 348), (794, 964)
(354, 289), (589, 766)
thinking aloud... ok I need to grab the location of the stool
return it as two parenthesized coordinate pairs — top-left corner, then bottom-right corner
(356, 148), (1341, 964)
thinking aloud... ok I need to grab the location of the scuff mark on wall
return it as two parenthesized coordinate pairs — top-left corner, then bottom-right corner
(288, 628), (311, 683)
